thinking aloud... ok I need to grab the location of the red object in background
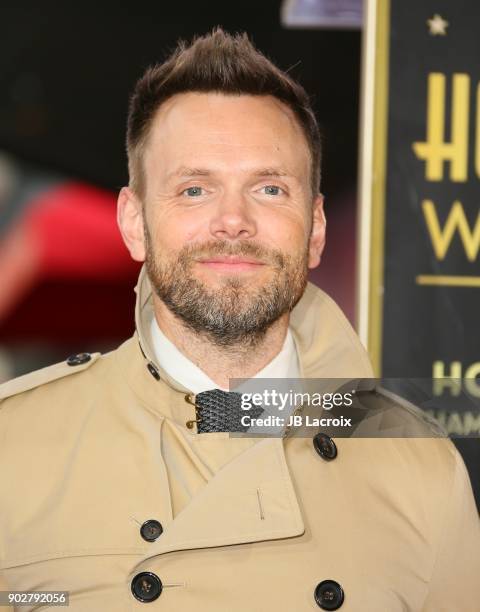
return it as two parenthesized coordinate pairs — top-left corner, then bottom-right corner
(25, 182), (139, 280)
(0, 181), (140, 344)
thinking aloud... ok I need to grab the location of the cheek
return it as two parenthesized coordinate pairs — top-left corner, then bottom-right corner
(261, 213), (309, 250)
(152, 212), (204, 249)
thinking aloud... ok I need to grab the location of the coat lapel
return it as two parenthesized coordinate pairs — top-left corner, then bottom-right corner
(131, 437), (304, 567)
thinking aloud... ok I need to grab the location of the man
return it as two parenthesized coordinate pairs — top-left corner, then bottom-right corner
(0, 29), (479, 611)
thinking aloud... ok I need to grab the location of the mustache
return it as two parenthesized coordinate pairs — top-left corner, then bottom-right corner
(176, 240), (287, 267)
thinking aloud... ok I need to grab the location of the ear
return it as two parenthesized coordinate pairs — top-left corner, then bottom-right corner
(117, 187), (146, 262)
(307, 193), (326, 269)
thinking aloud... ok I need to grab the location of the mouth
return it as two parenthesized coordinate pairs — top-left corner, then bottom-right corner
(196, 256), (266, 272)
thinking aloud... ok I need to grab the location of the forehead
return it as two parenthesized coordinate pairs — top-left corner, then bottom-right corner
(142, 92), (311, 186)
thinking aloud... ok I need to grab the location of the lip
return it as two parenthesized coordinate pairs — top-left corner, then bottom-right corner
(196, 256), (266, 272)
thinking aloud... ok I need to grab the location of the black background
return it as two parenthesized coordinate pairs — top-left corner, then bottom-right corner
(0, 0), (361, 196)
(382, 0), (480, 502)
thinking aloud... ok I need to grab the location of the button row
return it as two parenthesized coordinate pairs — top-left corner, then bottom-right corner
(131, 573), (344, 608)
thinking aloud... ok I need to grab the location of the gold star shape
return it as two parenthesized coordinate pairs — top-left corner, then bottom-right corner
(427, 14), (449, 35)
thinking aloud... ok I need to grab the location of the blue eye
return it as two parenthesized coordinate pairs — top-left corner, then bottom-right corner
(261, 185), (283, 196)
(183, 186), (204, 197)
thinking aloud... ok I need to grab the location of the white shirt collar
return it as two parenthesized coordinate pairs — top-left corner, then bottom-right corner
(150, 317), (300, 394)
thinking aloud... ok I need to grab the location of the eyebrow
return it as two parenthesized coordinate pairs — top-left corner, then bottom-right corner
(253, 167), (289, 177)
(167, 167), (211, 180)
(167, 166), (291, 180)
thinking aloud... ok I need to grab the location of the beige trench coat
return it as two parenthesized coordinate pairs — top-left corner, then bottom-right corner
(0, 266), (479, 611)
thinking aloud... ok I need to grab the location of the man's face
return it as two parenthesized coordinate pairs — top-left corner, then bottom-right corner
(119, 92), (325, 346)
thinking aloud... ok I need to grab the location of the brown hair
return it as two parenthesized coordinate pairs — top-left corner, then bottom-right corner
(126, 27), (321, 198)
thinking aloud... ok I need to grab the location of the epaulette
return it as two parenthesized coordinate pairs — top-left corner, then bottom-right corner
(355, 384), (449, 438)
(0, 352), (101, 402)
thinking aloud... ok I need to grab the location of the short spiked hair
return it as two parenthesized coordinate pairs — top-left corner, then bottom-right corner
(126, 28), (321, 198)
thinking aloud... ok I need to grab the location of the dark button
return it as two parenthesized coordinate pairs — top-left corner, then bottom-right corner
(66, 353), (91, 366)
(313, 433), (337, 461)
(147, 362), (161, 380)
(131, 572), (162, 602)
(314, 580), (344, 610)
(140, 519), (163, 542)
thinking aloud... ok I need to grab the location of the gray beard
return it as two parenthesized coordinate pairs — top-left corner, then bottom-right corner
(144, 231), (308, 348)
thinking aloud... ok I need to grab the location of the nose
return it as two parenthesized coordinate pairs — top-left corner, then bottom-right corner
(209, 191), (257, 240)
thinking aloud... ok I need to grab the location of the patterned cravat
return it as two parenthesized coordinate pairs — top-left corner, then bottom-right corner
(194, 389), (264, 433)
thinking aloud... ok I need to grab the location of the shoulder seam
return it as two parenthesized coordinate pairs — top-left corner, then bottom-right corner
(375, 386), (449, 437)
(0, 353), (102, 403)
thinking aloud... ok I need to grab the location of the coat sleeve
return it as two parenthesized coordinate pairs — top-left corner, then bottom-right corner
(422, 448), (480, 612)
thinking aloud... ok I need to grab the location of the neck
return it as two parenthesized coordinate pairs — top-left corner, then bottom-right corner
(152, 296), (290, 389)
